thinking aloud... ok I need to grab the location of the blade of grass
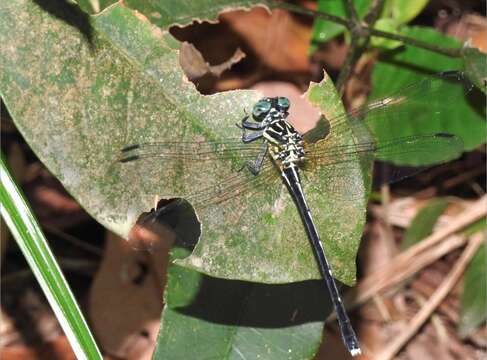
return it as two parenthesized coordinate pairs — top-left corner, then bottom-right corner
(0, 153), (102, 360)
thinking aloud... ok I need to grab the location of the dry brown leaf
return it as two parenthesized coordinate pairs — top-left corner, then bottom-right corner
(222, 7), (312, 72)
(89, 231), (171, 358)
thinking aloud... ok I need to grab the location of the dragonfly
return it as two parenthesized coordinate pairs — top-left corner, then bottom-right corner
(118, 70), (471, 356)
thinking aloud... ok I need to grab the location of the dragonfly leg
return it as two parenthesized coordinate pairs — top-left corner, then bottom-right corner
(245, 142), (268, 175)
(241, 129), (264, 144)
(241, 116), (267, 130)
(238, 116), (266, 144)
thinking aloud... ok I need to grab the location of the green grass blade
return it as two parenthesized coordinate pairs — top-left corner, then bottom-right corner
(0, 153), (102, 360)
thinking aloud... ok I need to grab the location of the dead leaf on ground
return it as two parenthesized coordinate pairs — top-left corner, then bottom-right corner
(89, 230), (171, 358)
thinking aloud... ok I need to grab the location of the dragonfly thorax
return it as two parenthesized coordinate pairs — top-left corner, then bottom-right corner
(263, 117), (305, 169)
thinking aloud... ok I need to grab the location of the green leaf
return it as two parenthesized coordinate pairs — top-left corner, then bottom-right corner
(0, 1), (366, 285)
(154, 264), (327, 359)
(76, 0), (118, 14)
(401, 198), (449, 250)
(459, 239), (487, 338)
(0, 154), (102, 360)
(177, 73), (368, 285)
(149, 212), (327, 360)
(369, 26), (486, 164)
(373, 0), (430, 50)
(310, 0), (372, 53)
(462, 47), (487, 94)
(382, 0), (429, 25)
(123, 0), (272, 28)
(370, 18), (402, 49)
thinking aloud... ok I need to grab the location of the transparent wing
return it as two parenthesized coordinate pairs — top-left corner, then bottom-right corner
(119, 139), (281, 208)
(308, 71), (473, 146)
(119, 138), (264, 163)
(174, 162), (280, 209)
(306, 133), (462, 185)
(120, 71), (470, 215)
(307, 134), (463, 167)
(301, 71), (470, 200)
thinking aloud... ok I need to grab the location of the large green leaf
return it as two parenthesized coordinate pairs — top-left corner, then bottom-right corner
(155, 269), (327, 359)
(153, 222), (328, 360)
(0, 0), (367, 285)
(369, 26), (486, 164)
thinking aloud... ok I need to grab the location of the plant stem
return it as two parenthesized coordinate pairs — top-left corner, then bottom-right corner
(274, 0), (463, 58)
(345, 0), (361, 26)
(336, 0), (379, 92)
(364, 27), (463, 57)
(335, 36), (362, 93)
(275, 1), (350, 28)
(364, 0), (386, 24)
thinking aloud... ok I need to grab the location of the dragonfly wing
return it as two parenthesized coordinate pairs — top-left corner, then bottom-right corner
(157, 162), (280, 210)
(131, 162), (282, 250)
(118, 136), (281, 215)
(118, 138), (264, 163)
(299, 71), (469, 202)
(303, 133), (463, 201)
(313, 71), (472, 152)
(117, 138), (282, 250)
(116, 137), (269, 199)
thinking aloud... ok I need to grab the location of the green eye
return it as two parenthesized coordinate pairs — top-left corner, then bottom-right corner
(277, 97), (290, 110)
(252, 100), (271, 120)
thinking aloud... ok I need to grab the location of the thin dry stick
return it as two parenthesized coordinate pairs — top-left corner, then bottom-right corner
(351, 234), (467, 308)
(325, 233), (466, 327)
(374, 232), (485, 360)
(353, 195), (486, 305)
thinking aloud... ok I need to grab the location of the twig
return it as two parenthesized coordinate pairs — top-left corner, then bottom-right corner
(275, 0), (463, 58)
(43, 223), (103, 256)
(351, 234), (467, 308)
(275, 1), (350, 28)
(410, 280), (459, 322)
(409, 292), (449, 344)
(345, 0), (361, 26)
(335, 35), (364, 93)
(374, 232), (485, 360)
(1, 258), (98, 284)
(443, 167), (486, 189)
(364, 27), (463, 57)
(363, 0), (386, 25)
(352, 195), (486, 307)
(335, 0), (371, 93)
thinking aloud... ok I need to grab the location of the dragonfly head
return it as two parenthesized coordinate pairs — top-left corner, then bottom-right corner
(252, 97), (290, 122)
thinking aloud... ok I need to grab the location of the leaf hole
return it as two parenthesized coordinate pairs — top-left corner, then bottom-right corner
(169, 17), (253, 94)
(128, 198), (201, 256)
(168, 6), (317, 95)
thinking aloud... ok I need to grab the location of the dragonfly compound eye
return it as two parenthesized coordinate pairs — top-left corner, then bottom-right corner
(252, 99), (272, 121)
(277, 97), (290, 111)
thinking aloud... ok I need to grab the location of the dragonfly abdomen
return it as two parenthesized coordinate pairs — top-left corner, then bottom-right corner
(264, 118), (305, 169)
